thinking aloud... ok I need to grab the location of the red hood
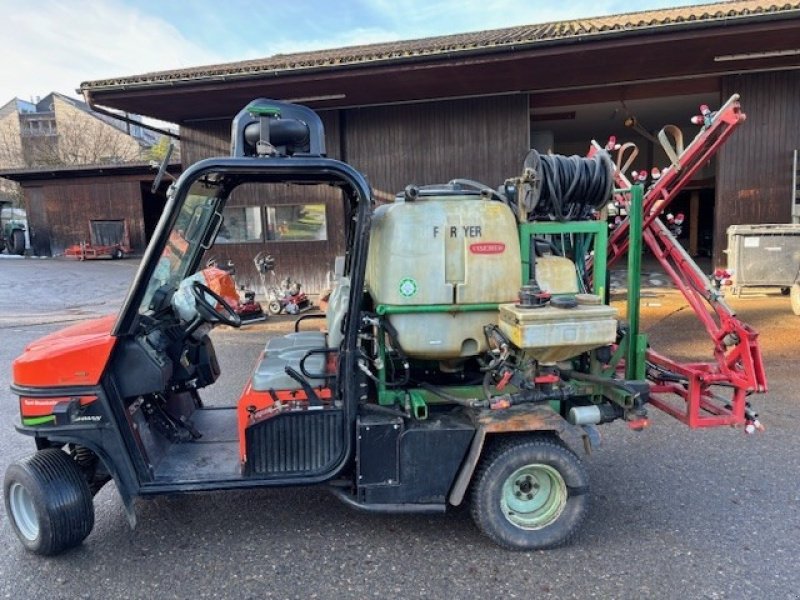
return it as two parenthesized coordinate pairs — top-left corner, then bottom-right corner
(14, 315), (117, 388)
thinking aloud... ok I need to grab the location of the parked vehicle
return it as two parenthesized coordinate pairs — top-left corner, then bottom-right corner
(254, 251), (312, 315)
(205, 257), (265, 323)
(0, 201), (27, 255)
(3, 97), (765, 556)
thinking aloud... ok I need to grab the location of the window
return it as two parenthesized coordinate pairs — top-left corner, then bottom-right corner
(217, 206), (263, 244)
(266, 204), (327, 242)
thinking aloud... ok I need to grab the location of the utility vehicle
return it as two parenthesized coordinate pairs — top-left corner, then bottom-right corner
(0, 200), (26, 255)
(3, 98), (763, 555)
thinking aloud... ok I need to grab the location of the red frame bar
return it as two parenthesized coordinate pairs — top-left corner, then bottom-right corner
(589, 95), (767, 428)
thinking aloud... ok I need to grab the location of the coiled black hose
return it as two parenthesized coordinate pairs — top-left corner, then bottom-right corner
(517, 149), (614, 222)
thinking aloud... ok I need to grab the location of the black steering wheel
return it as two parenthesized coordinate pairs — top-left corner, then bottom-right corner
(190, 280), (241, 328)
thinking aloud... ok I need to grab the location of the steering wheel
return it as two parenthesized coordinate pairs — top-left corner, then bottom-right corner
(190, 280), (241, 328)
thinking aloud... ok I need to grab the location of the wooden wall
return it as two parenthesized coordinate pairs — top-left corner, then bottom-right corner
(344, 95), (530, 202)
(22, 175), (148, 256)
(716, 72), (800, 265)
(180, 111), (345, 293)
(180, 95), (531, 292)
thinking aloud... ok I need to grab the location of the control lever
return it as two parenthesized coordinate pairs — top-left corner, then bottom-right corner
(284, 366), (323, 407)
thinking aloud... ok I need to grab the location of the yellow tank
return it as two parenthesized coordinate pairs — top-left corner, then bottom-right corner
(366, 188), (521, 359)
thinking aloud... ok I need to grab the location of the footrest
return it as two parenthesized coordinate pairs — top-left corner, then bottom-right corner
(244, 408), (344, 476)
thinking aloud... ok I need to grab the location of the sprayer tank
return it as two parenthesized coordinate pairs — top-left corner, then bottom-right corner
(366, 191), (521, 359)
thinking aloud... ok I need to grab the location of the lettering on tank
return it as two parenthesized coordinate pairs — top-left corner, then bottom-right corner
(432, 225), (483, 238)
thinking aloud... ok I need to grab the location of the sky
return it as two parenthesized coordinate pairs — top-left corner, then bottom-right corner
(1, 0), (718, 106)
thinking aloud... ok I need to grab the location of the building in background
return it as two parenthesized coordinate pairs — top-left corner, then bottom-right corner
(27, 2), (800, 287)
(0, 93), (175, 255)
(0, 92), (156, 171)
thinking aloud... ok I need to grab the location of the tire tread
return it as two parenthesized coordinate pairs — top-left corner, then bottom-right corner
(470, 436), (588, 550)
(4, 448), (95, 555)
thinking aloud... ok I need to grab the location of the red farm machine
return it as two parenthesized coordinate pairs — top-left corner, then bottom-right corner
(587, 94), (766, 430)
(64, 219), (132, 260)
(3, 95), (766, 556)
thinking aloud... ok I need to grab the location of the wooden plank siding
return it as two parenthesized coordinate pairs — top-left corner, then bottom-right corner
(180, 96), (532, 292)
(180, 111), (346, 293)
(344, 95), (531, 202)
(716, 72), (800, 266)
(23, 175), (148, 256)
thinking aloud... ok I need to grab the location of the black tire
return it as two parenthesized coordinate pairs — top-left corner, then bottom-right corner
(0, 237), (5, 253)
(791, 283), (800, 317)
(470, 436), (588, 550)
(10, 229), (25, 255)
(780, 287), (790, 296)
(3, 448), (95, 555)
(112, 248), (124, 260)
(267, 300), (282, 315)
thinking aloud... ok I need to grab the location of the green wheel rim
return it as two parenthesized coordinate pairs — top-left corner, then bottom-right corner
(500, 463), (567, 530)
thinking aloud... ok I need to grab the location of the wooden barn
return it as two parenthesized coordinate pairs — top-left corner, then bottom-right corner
(0, 163), (179, 257)
(44, 2), (800, 289)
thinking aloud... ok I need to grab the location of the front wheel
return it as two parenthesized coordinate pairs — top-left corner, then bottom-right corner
(4, 448), (95, 555)
(267, 300), (283, 315)
(470, 436), (588, 550)
(10, 229), (25, 255)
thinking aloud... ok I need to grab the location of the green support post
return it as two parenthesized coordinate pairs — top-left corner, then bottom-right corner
(625, 185), (647, 380)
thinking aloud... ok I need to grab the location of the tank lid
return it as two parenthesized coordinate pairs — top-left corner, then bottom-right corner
(395, 183), (483, 203)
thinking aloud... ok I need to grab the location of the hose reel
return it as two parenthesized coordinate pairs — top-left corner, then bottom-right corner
(506, 149), (615, 222)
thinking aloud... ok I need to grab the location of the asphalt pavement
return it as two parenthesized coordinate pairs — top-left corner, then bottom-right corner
(0, 256), (798, 599)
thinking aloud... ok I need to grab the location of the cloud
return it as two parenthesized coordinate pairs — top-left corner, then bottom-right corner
(0, 0), (223, 103)
(0, 0), (709, 109)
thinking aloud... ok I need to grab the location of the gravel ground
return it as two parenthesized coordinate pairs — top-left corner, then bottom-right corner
(0, 257), (798, 599)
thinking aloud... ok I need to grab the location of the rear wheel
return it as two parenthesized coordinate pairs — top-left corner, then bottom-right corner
(10, 229), (25, 255)
(4, 448), (95, 555)
(267, 300), (283, 315)
(471, 436), (588, 550)
(791, 283), (800, 316)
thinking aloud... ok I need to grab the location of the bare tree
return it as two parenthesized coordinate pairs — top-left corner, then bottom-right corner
(25, 116), (143, 166)
(0, 117), (25, 169)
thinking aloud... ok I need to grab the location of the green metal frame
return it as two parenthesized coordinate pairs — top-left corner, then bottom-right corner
(373, 186), (648, 418)
(624, 185), (647, 380)
(518, 220), (608, 299)
(375, 303), (499, 315)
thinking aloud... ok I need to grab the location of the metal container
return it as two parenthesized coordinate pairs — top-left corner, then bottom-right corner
(498, 302), (617, 363)
(726, 224), (800, 292)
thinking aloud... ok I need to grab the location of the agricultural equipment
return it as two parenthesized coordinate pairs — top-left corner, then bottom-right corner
(205, 257), (266, 324)
(64, 219), (131, 260)
(3, 96), (765, 556)
(254, 251), (312, 315)
(588, 94), (766, 429)
(0, 200), (27, 255)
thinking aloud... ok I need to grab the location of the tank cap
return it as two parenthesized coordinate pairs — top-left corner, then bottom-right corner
(403, 185), (419, 202)
(551, 295), (578, 309)
(516, 281), (551, 309)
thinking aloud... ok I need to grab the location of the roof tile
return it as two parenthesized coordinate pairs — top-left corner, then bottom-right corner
(81, 0), (800, 91)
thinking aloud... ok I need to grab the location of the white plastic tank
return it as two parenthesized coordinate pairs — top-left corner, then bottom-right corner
(366, 186), (521, 359)
(498, 300), (617, 363)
